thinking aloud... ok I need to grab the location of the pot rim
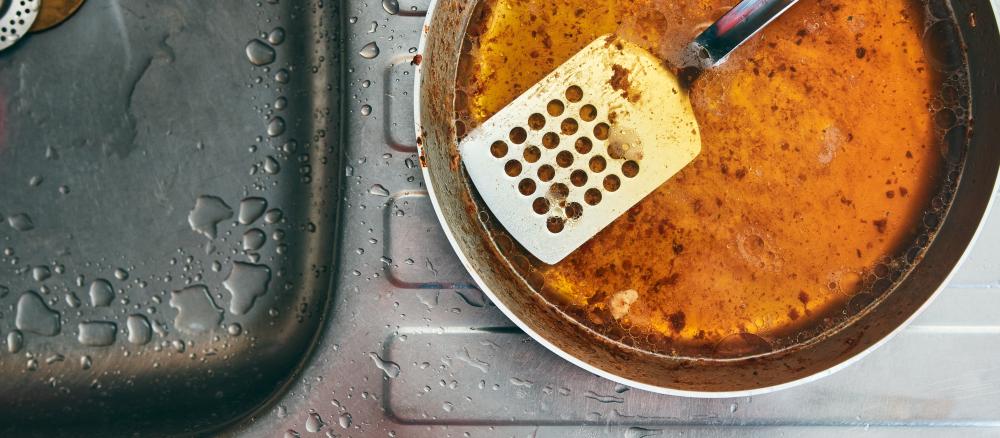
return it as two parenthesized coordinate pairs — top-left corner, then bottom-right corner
(411, 0), (1000, 397)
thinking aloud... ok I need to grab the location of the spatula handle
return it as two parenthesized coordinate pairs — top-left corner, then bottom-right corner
(690, 0), (800, 67)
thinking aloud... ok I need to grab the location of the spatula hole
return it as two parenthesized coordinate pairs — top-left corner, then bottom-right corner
(607, 143), (624, 160)
(550, 183), (569, 200)
(565, 202), (583, 220)
(622, 160), (639, 177)
(566, 85), (584, 103)
(585, 188), (602, 205)
(542, 132), (560, 149)
(509, 127), (527, 144)
(537, 165), (555, 182)
(603, 174), (621, 191)
(518, 178), (536, 195)
(546, 216), (566, 233)
(490, 140), (508, 158)
(570, 170), (588, 187)
(580, 104), (597, 122)
(561, 118), (579, 135)
(575, 137), (593, 154)
(504, 160), (522, 177)
(589, 156), (607, 172)
(547, 99), (565, 117)
(528, 113), (546, 130)
(532, 198), (550, 215)
(556, 151), (574, 168)
(594, 123), (610, 141)
(523, 146), (541, 163)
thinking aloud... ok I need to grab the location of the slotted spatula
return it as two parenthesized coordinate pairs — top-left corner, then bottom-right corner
(459, 0), (799, 264)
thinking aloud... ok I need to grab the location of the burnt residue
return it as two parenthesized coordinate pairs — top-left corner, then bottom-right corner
(609, 63), (640, 102)
(444, 0), (974, 359)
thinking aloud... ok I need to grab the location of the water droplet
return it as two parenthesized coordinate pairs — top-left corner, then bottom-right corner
(237, 197), (268, 225)
(267, 27), (286, 45)
(189, 195), (233, 239)
(26, 358), (39, 371)
(729, 402), (739, 413)
(274, 96), (288, 110)
(242, 228), (267, 251)
(80, 355), (92, 370)
(114, 268), (129, 281)
(169, 285), (223, 334)
(227, 323), (243, 336)
(274, 69), (290, 83)
(382, 0), (400, 14)
(369, 352), (401, 378)
(360, 104), (372, 116)
(613, 383), (630, 393)
(349, 16), (358, 24)
(359, 42), (380, 59)
(16, 291), (61, 336)
(442, 402), (454, 412)
(306, 412), (325, 433)
(625, 427), (663, 438)
(338, 412), (352, 429)
(58, 185), (70, 194)
(584, 391), (624, 404)
(264, 208), (284, 224)
(245, 39), (277, 66)
(78, 321), (117, 346)
(7, 330), (23, 353)
(32, 265), (51, 282)
(126, 314), (152, 345)
(223, 262), (272, 315)
(369, 184), (390, 197)
(65, 292), (81, 308)
(88, 279), (114, 307)
(368, 21), (378, 33)
(264, 155), (281, 174)
(8, 213), (35, 231)
(29, 175), (43, 186)
(267, 117), (286, 137)
(456, 289), (486, 307)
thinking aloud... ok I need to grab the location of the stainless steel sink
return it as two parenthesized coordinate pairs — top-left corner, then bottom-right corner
(4, 0), (1000, 437)
(0, 0), (340, 435)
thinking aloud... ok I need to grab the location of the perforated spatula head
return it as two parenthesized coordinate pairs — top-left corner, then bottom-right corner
(459, 35), (702, 264)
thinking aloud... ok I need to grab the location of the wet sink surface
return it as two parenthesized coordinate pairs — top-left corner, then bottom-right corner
(5, 0), (1000, 437)
(0, 0), (340, 435)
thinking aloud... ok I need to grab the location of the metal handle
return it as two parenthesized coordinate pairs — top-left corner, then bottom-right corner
(687, 0), (800, 68)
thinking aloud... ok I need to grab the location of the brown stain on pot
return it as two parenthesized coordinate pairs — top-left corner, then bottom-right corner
(451, 0), (961, 356)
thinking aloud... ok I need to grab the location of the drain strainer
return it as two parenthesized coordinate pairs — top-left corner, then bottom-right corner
(0, 0), (40, 52)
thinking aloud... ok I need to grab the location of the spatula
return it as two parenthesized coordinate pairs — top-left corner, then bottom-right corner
(459, 0), (800, 264)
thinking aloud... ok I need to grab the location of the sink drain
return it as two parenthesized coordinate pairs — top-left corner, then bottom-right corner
(0, 0), (40, 52)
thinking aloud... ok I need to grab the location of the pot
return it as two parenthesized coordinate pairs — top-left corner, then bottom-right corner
(413, 0), (1000, 396)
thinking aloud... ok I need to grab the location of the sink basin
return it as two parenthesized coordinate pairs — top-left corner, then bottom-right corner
(0, 1), (340, 434)
(5, 0), (1000, 437)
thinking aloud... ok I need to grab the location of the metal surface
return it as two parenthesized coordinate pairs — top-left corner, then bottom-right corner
(0, 0), (340, 435)
(689, 0), (800, 67)
(1, 0), (1000, 437)
(415, 0), (1000, 395)
(459, 35), (700, 264)
(0, 0), (39, 51)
